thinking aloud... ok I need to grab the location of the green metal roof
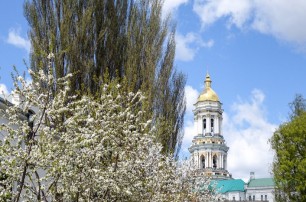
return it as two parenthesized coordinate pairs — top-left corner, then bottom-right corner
(215, 179), (245, 193)
(247, 178), (274, 187)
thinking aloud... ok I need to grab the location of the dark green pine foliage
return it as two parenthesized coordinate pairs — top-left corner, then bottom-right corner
(271, 94), (306, 202)
(24, 0), (186, 157)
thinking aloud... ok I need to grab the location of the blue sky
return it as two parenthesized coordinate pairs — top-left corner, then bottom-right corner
(1, 0), (306, 182)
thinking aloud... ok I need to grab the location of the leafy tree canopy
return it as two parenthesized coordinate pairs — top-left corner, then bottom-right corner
(271, 94), (306, 202)
(24, 0), (186, 157)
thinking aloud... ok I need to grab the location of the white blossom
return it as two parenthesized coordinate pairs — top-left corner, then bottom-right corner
(0, 58), (220, 201)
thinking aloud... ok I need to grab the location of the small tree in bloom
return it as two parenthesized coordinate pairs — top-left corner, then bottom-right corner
(0, 55), (220, 201)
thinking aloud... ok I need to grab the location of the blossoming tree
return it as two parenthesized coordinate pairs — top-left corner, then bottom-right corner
(0, 55), (220, 201)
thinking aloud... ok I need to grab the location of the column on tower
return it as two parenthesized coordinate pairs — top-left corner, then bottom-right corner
(215, 115), (220, 134)
(209, 151), (212, 168)
(197, 116), (203, 134)
(197, 152), (200, 169)
(205, 152), (208, 168)
(194, 116), (198, 136)
(221, 154), (223, 168)
(220, 115), (222, 135)
(193, 152), (197, 168)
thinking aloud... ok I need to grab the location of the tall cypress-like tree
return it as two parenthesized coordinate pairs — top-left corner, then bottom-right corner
(24, 0), (186, 157)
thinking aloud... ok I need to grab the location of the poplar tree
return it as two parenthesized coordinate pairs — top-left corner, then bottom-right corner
(24, 0), (186, 156)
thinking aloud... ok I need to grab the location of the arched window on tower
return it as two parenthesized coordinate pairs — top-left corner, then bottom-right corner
(213, 155), (217, 169)
(200, 155), (205, 169)
(203, 118), (206, 135)
(211, 118), (214, 134)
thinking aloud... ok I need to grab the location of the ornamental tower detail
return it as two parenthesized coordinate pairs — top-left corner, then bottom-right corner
(189, 73), (231, 179)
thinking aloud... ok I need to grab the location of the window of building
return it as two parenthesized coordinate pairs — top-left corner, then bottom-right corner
(249, 196), (251, 201)
(201, 155), (205, 168)
(233, 197), (235, 201)
(211, 118), (214, 133)
(261, 195), (263, 201)
(265, 195), (267, 201)
(253, 195), (255, 201)
(203, 118), (206, 134)
(213, 155), (217, 169)
(240, 197), (241, 201)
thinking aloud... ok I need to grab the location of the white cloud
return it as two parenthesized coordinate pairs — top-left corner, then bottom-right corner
(224, 89), (277, 181)
(251, 0), (306, 47)
(0, 83), (12, 101)
(203, 39), (214, 48)
(163, 0), (189, 16)
(0, 83), (9, 96)
(175, 32), (214, 61)
(7, 28), (31, 52)
(193, 0), (252, 29)
(193, 0), (306, 48)
(185, 85), (199, 115)
(180, 119), (196, 158)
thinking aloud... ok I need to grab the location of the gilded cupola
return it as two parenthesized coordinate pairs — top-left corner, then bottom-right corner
(197, 73), (219, 102)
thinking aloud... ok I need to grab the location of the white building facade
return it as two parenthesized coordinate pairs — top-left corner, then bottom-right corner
(245, 172), (275, 202)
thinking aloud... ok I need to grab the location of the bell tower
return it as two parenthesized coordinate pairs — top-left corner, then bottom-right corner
(189, 73), (231, 179)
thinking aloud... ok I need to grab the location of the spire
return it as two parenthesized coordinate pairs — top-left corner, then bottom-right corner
(205, 72), (212, 88)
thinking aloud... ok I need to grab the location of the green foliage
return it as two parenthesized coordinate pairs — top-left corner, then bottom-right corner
(289, 94), (306, 119)
(271, 95), (306, 202)
(24, 0), (186, 157)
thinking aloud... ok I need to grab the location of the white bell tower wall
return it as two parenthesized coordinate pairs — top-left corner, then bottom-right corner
(188, 73), (231, 179)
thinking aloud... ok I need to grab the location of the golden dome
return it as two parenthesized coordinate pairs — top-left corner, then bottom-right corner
(197, 73), (219, 102)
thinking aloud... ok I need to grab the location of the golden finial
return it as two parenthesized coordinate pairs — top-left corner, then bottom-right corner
(205, 72), (211, 88)
(197, 72), (219, 102)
